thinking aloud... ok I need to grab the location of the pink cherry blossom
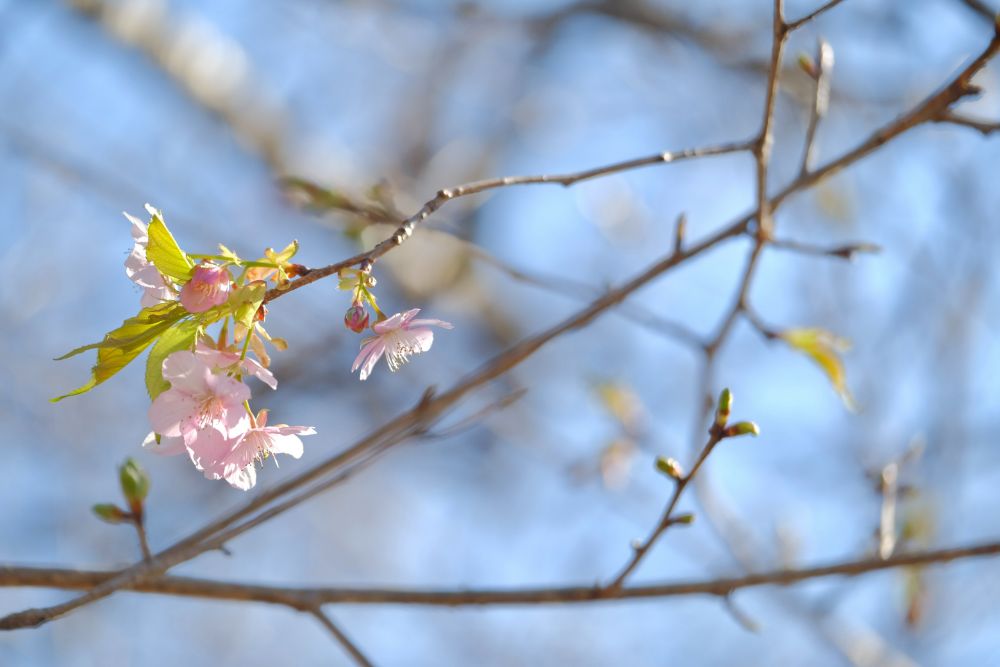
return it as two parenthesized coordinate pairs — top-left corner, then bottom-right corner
(199, 410), (315, 490)
(180, 262), (232, 313)
(148, 351), (250, 450)
(352, 308), (453, 381)
(194, 338), (277, 390)
(124, 210), (175, 308)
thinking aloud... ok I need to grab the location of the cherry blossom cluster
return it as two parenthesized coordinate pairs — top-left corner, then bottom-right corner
(125, 207), (314, 490)
(53, 204), (454, 491)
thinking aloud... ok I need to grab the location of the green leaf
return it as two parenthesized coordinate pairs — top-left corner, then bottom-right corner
(231, 281), (267, 328)
(268, 240), (299, 264)
(146, 210), (193, 283)
(52, 302), (187, 402)
(218, 244), (242, 265)
(145, 319), (201, 399)
(779, 327), (856, 411)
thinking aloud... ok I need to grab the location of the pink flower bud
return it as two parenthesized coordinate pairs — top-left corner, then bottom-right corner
(344, 304), (370, 333)
(180, 263), (232, 313)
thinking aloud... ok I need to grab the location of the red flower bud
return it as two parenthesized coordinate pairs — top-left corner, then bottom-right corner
(344, 305), (370, 333)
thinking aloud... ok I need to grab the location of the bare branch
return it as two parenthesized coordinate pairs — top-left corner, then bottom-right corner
(605, 426), (726, 589)
(264, 139), (754, 304)
(786, 0), (848, 32)
(934, 110), (1000, 135)
(2, 541), (999, 607)
(309, 608), (376, 667)
(768, 238), (881, 261)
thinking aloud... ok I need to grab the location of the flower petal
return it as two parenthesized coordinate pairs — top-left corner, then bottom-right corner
(141, 431), (186, 456)
(161, 351), (210, 393)
(185, 425), (237, 475)
(355, 339), (386, 381)
(373, 310), (411, 334)
(148, 390), (198, 437)
(224, 465), (257, 491)
(241, 357), (277, 390)
(266, 432), (305, 459)
(408, 318), (453, 329)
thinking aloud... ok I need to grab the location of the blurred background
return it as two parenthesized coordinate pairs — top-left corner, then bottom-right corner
(3, 0), (1000, 664)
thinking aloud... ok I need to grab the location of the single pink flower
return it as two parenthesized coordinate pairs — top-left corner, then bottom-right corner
(148, 351), (250, 448)
(199, 410), (315, 490)
(194, 338), (277, 390)
(352, 308), (453, 381)
(343, 304), (370, 333)
(124, 210), (175, 308)
(180, 262), (232, 313)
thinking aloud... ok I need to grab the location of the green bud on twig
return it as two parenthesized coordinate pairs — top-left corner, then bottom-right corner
(92, 503), (129, 524)
(724, 421), (760, 438)
(119, 458), (150, 508)
(715, 388), (733, 428)
(655, 456), (684, 480)
(669, 513), (696, 526)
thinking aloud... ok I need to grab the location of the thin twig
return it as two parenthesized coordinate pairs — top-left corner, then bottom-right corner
(768, 237), (880, 261)
(133, 520), (152, 562)
(309, 608), (376, 667)
(605, 426), (726, 589)
(934, 110), (1000, 135)
(466, 241), (705, 349)
(786, 0), (848, 32)
(262, 140), (754, 304)
(2, 540), (999, 607)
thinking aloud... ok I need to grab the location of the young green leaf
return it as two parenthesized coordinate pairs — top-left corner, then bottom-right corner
(146, 210), (193, 282)
(218, 244), (243, 265)
(231, 281), (267, 328)
(267, 240), (299, 264)
(145, 319), (201, 399)
(779, 327), (856, 411)
(52, 302), (187, 401)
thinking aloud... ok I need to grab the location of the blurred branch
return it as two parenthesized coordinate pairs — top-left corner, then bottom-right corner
(309, 609), (375, 667)
(462, 239), (705, 349)
(2, 540), (999, 606)
(786, 0), (848, 31)
(66, 0), (289, 171)
(934, 111), (1000, 135)
(267, 139), (754, 303)
(768, 238), (881, 261)
(956, 0), (998, 22)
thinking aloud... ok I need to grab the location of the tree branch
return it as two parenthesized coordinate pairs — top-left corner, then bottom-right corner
(786, 0), (848, 32)
(309, 608), (376, 667)
(2, 541), (998, 607)
(263, 140), (754, 304)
